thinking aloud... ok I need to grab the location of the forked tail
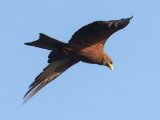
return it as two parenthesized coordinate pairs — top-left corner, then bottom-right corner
(25, 33), (69, 50)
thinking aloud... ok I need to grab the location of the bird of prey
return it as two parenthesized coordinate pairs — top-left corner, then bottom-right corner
(24, 16), (132, 103)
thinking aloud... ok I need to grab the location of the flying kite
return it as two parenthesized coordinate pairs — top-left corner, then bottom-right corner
(24, 16), (132, 102)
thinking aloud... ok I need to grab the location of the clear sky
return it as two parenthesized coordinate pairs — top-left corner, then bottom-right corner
(0, 0), (160, 120)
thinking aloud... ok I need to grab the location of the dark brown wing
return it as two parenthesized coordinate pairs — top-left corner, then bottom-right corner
(23, 57), (78, 103)
(68, 16), (132, 48)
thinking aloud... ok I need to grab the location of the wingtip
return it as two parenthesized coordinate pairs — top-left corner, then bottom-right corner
(23, 91), (32, 104)
(123, 16), (133, 22)
(23, 96), (31, 104)
(23, 96), (29, 104)
(129, 16), (133, 19)
(128, 16), (133, 20)
(23, 99), (28, 105)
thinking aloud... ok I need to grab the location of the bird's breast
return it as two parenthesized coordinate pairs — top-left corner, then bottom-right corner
(70, 44), (104, 64)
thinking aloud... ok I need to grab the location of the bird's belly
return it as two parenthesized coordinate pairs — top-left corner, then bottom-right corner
(75, 50), (103, 65)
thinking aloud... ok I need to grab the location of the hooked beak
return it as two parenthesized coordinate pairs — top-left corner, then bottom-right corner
(107, 63), (113, 70)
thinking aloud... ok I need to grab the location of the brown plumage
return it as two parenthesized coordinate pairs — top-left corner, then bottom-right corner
(24, 16), (132, 103)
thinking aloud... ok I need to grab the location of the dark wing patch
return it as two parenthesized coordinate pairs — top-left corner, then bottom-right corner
(68, 16), (133, 47)
(48, 50), (67, 63)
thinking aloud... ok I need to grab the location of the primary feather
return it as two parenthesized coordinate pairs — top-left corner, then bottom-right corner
(24, 57), (78, 103)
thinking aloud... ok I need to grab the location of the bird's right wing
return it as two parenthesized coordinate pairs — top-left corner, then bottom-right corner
(24, 57), (78, 103)
(69, 17), (132, 48)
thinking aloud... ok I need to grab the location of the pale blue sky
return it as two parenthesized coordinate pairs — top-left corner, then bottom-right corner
(0, 0), (160, 120)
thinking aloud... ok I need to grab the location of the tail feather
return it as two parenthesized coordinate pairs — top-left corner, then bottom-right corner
(25, 33), (68, 50)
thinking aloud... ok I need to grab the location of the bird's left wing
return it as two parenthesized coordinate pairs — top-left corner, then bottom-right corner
(23, 57), (78, 103)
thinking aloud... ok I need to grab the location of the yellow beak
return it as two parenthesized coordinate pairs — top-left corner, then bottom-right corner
(108, 63), (113, 70)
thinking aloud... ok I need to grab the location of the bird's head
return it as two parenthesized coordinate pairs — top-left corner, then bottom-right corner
(102, 55), (113, 70)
